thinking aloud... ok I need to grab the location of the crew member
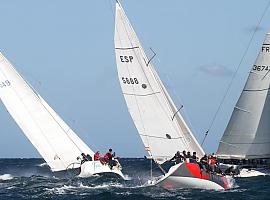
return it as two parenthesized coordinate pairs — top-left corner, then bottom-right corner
(170, 151), (184, 163)
(190, 152), (197, 163)
(94, 151), (100, 161)
(186, 151), (191, 162)
(200, 154), (210, 172)
(104, 148), (117, 169)
(182, 150), (187, 160)
(209, 154), (217, 172)
(80, 153), (87, 164)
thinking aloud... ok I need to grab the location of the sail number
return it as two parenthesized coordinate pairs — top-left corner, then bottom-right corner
(122, 77), (139, 84)
(0, 80), (11, 88)
(120, 55), (133, 63)
(253, 65), (270, 71)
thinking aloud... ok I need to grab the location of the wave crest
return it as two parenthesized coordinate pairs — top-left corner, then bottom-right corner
(0, 174), (13, 180)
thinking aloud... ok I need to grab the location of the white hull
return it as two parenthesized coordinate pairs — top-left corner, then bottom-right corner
(220, 163), (270, 178)
(151, 163), (234, 190)
(77, 161), (125, 179)
(237, 168), (270, 178)
(156, 175), (224, 190)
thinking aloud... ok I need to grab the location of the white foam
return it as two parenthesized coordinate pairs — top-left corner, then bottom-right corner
(123, 174), (132, 181)
(37, 162), (48, 167)
(45, 182), (125, 195)
(78, 182), (124, 189)
(46, 185), (76, 195)
(0, 174), (13, 180)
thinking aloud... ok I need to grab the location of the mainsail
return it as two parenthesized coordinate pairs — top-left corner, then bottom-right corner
(0, 53), (94, 171)
(217, 31), (270, 159)
(114, 1), (204, 164)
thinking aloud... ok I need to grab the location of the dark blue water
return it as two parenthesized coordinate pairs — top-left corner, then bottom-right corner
(0, 158), (269, 200)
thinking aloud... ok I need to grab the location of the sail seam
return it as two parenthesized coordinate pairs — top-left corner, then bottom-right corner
(115, 47), (139, 50)
(243, 87), (270, 92)
(123, 92), (160, 96)
(140, 134), (183, 140)
(234, 106), (250, 113)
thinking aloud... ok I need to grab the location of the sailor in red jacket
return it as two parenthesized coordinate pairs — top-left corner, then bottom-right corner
(104, 148), (116, 169)
(94, 151), (100, 161)
(209, 154), (217, 172)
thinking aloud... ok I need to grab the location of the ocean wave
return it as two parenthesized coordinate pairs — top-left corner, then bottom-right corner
(0, 174), (13, 180)
(78, 182), (124, 189)
(45, 182), (125, 195)
(45, 185), (74, 195)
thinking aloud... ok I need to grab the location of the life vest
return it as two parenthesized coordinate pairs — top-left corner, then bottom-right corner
(104, 152), (111, 159)
(94, 152), (100, 160)
(209, 157), (216, 166)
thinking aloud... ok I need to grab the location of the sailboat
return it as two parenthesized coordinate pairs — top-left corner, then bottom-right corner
(114, 1), (234, 189)
(0, 52), (124, 179)
(217, 31), (270, 177)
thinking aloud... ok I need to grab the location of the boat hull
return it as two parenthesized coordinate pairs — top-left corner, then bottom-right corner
(157, 176), (224, 190)
(220, 163), (270, 177)
(237, 168), (270, 177)
(154, 162), (235, 190)
(79, 160), (125, 179)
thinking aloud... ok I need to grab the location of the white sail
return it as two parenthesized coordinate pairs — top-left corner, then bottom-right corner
(0, 53), (94, 171)
(217, 31), (270, 159)
(114, 1), (204, 164)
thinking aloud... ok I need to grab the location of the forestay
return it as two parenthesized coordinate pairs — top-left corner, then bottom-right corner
(217, 31), (270, 159)
(114, 1), (204, 164)
(0, 53), (94, 171)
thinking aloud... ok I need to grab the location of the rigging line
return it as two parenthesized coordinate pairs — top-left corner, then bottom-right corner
(201, 0), (270, 147)
(157, 163), (167, 175)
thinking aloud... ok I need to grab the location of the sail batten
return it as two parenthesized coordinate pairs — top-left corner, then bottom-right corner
(217, 31), (270, 159)
(114, 1), (204, 164)
(0, 53), (94, 171)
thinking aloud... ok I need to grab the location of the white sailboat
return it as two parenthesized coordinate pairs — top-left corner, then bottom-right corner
(0, 52), (124, 179)
(114, 1), (234, 189)
(217, 31), (270, 177)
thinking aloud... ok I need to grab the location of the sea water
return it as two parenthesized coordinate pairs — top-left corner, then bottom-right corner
(0, 158), (269, 200)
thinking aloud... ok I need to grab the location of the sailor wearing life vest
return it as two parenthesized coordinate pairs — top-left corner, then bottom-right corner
(104, 149), (117, 169)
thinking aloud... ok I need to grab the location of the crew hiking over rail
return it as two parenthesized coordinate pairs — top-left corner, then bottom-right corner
(79, 148), (122, 171)
(170, 151), (237, 176)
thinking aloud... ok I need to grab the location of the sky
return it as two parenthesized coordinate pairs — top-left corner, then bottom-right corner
(0, 0), (270, 158)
